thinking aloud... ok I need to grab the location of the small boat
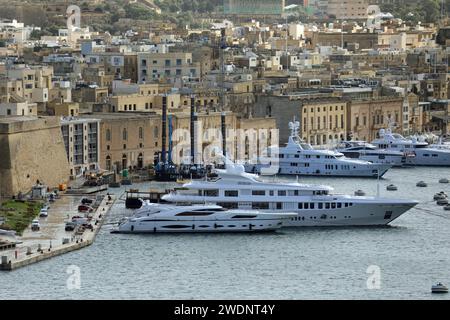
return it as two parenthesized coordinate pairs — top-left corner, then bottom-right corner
(416, 181), (428, 187)
(443, 205), (450, 211)
(439, 178), (449, 184)
(437, 199), (449, 206)
(434, 192), (448, 201)
(431, 283), (449, 294)
(386, 184), (398, 191)
(354, 190), (366, 196)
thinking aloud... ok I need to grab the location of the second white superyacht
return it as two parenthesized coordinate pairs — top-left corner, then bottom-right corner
(245, 121), (392, 178)
(162, 158), (418, 227)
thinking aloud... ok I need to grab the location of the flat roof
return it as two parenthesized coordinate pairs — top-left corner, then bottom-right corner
(0, 115), (40, 124)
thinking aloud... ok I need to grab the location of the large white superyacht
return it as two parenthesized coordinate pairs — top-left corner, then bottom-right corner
(246, 121), (392, 178)
(371, 128), (450, 166)
(162, 159), (419, 227)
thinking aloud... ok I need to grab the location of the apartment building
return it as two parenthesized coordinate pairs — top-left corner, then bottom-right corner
(61, 117), (101, 178)
(327, 0), (369, 20)
(137, 52), (201, 83)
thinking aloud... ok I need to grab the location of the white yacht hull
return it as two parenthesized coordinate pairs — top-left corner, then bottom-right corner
(163, 195), (418, 227)
(404, 150), (450, 166)
(284, 202), (415, 227)
(114, 218), (286, 233)
(341, 153), (405, 167)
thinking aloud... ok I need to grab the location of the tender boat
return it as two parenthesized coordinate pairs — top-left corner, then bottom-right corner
(246, 121), (392, 178)
(431, 283), (449, 294)
(372, 128), (450, 166)
(416, 181), (428, 187)
(162, 156), (419, 227)
(386, 184), (398, 191)
(336, 141), (406, 167)
(111, 203), (296, 234)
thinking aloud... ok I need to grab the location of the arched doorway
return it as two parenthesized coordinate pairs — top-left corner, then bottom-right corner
(122, 154), (128, 170)
(137, 153), (144, 169)
(244, 136), (250, 161)
(106, 155), (111, 171)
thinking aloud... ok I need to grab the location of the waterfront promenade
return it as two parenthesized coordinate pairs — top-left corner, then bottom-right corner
(0, 194), (115, 271)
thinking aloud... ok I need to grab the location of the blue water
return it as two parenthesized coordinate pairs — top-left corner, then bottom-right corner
(1, 167), (450, 299)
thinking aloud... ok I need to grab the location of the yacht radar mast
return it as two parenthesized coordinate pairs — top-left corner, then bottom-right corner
(289, 118), (301, 138)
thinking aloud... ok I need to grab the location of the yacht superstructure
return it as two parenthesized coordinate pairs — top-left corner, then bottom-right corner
(162, 161), (418, 227)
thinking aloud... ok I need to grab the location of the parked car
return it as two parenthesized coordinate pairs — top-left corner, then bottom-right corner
(65, 222), (77, 232)
(72, 216), (89, 225)
(81, 198), (94, 205)
(31, 219), (40, 231)
(39, 208), (48, 218)
(78, 205), (93, 213)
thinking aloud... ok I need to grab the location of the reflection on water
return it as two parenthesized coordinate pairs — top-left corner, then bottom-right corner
(1, 167), (450, 300)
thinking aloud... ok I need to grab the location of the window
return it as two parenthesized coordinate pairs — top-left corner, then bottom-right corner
(298, 203), (303, 209)
(176, 211), (214, 216)
(205, 190), (219, 197)
(225, 190), (238, 197)
(218, 202), (238, 209)
(278, 190), (287, 196)
(318, 203), (323, 209)
(276, 203), (282, 210)
(122, 128), (127, 140)
(252, 202), (269, 210)
(252, 190), (265, 196)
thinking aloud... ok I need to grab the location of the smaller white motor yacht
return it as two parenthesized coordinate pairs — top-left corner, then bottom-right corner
(112, 203), (296, 234)
(371, 129), (450, 166)
(336, 141), (407, 167)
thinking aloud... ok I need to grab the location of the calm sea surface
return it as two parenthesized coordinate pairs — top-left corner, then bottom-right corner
(1, 167), (450, 300)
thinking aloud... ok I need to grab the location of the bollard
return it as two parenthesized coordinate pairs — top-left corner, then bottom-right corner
(15, 250), (18, 259)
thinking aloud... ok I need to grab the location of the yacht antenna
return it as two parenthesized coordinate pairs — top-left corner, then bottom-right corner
(288, 118), (301, 138)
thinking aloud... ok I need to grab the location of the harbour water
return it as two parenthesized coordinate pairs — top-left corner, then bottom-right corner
(1, 167), (450, 300)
